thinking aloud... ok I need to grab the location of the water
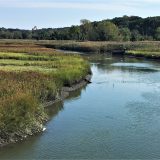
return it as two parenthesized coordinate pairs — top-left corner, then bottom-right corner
(1, 54), (160, 159)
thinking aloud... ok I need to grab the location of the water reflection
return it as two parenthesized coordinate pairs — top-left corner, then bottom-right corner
(46, 85), (87, 118)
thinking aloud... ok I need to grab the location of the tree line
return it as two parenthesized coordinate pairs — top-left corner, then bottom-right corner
(1, 16), (160, 41)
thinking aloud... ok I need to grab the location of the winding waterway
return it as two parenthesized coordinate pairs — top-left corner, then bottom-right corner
(1, 54), (160, 159)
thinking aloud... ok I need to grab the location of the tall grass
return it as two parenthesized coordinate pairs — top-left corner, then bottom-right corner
(38, 40), (160, 58)
(0, 42), (90, 142)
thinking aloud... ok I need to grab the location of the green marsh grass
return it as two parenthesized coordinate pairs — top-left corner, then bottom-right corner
(0, 42), (90, 140)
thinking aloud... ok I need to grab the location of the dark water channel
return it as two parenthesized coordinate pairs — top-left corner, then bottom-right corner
(1, 54), (160, 159)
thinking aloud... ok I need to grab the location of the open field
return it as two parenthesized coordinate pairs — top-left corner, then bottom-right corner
(0, 41), (90, 144)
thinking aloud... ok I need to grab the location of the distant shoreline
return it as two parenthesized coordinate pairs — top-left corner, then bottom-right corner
(40, 40), (160, 59)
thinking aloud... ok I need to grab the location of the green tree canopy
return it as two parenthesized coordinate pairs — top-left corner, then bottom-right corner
(97, 21), (120, 41)
(119, 28), (131, 41)
(155, 27), (160, 40)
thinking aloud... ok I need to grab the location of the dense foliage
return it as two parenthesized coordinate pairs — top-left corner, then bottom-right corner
(0, 16), (160, 41)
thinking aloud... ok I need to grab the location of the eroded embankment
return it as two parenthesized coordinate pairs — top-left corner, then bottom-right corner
(43, 74), (92, 107)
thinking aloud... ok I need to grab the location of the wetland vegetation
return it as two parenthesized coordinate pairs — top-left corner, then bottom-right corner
(0, 41), (90, 146)
(41, 40), (160, 58)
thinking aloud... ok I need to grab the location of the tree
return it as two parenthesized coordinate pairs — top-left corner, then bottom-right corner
(22, 31), (32, 39)
(119, 28), (131, 41)
(69, 25), (80, 40)
(131, 30), (142, 41)
(80, 19), (92, 40)
(0, 30), (7, 39)
(13, 31), (22, 39)
(1, 16), (160, 41)
(32, 30), (39, 40)
(97, 21), (120, 41)
(155, 27), (160, 40)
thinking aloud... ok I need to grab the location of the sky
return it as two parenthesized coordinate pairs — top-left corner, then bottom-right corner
(0, 0), (160, 29)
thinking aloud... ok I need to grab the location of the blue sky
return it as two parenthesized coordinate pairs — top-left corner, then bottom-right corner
(1, 0), (160, 29)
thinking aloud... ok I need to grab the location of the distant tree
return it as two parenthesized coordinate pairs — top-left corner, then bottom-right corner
(5, 31), (14, 39)
(32, 30), (39, 40)
(37, 29), (51, 40)
(1, 16), (160, 41)
(131, 30), (142, 41)
(155, 27), (160, 40)
(0, 31), (7, 39)
(119, 27), (131, 41)
(32, 26), (38, 31)
(69, 25), (80, 40)
(80, 19), (91, 25)
(22, 31), (32, 39)
(97, 21), (120, 41)
(88, 28), (99, 41)
(13, 31), (22, 39)
(112, 15), (130, 28)
(80, 19), (93, 40)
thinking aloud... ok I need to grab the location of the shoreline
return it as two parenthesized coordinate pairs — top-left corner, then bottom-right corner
(43, 74), (92, 107)
(0, 74), (92, 148)
(125, 51), (160, 59)
(40, 41), (160, 60)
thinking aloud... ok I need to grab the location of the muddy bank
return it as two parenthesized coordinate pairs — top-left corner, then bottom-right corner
(0, 74), (92, 148)
(43, 74), (92, 107)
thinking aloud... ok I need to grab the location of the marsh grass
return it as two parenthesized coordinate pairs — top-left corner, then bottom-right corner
(126, 50), (160, 58)
(0, 41), (90, 139)
(40, 40), (160, 58)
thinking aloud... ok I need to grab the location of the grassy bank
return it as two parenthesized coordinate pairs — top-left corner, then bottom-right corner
(0, 41), (90, 145)
(126, 50), (160, 58)
(36, 40), (160, 58)
(1, 40), (160, 58)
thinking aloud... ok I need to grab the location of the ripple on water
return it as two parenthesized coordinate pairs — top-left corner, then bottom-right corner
(126, 91), (160, 133)
(111, 62), (159, 72)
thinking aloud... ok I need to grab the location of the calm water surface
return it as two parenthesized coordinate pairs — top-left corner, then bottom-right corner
(1, 54), (160, 159)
